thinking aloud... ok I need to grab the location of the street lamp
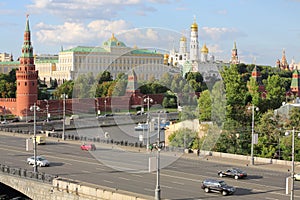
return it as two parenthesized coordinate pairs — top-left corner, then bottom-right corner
(144, 96), (153, 150)
(3, 106), (6, 122)
(151, 113), (166, 200)
(285, 127), (300, 200)
(248, 105), (259, 165)
(61, 93), (68, 140)
(95, 98), (100, 116)
(30, 103), (40, 173)
(104, 99), (107, 115)
(44, 99), (49, 122)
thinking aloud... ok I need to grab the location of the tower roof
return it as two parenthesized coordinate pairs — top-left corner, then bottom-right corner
(180, 35), (187, 42)
(103, 33), (126, 47)
(25, 14), (30, 32)
(201, 43), (209, 53)
(233, 41), (237, 50)
(191, 16), (198, 31)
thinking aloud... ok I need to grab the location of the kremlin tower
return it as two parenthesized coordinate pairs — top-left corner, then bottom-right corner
(16, 15), (38, 118)
(230, 41), (239, 64)
(189, 17), (199, 62)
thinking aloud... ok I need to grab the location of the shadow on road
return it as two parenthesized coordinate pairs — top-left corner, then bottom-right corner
(48, 162), (64, 167)
(245, 175), (263, 180)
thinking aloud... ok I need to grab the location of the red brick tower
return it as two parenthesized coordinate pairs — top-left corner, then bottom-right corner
(16, 15), (38, 118)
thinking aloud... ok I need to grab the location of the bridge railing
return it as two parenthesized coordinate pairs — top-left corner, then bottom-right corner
(0, 163), (57, 184)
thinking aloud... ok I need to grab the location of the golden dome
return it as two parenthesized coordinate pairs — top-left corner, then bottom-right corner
(191, 22), (198, 30)
(201, 44), (209, 53)
(164, 54), (169, 59)
(180, 35), (187, 42)
(110, 33), (117, 41)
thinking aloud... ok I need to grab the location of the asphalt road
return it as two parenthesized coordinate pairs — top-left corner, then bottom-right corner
(0, 131), (299, 200)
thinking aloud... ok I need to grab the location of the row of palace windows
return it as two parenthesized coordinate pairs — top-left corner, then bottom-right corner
(60, 57), (162, 65)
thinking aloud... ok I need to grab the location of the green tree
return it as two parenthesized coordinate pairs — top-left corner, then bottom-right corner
(264, 75), (286, 110)
(97, 70), (113, 84)
(168, 128), (198, 148)
(198, 90), (211, 121)
(247, 77), (261, 106)
(53, 80), (74, 99)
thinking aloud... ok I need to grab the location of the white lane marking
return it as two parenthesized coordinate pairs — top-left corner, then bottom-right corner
(119, 177), (130, 181)
(96, 167), (105, 171)
(131, 174), (143, 177)
(265, 198), (278, 200)
(172, 181), (185, 185)
(81, 170), (90, 173)
(161, 185), (172, 189)
(144, 188), (153, 192)
(103, 180), (113, 184)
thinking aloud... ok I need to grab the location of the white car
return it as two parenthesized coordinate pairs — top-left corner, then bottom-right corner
(27, 156), (50, 167)
(294, 173), (300, 181)
(1, 120), (8, 124)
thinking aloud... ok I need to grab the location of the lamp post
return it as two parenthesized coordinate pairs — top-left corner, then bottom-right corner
(104, 99), (107, 115)
(3, 106), (6, 122)
(44, 99), (49, 122)
(155, 113), (162, 200)
(285, 127), (300, 200)
(144, 96), (153, 150)
(95, 98), (100, 116)
(61, 93), (68, 140)
(248, 105), (259, 165)
(152, 113), (167, 200)
(30, 103), (40, 173)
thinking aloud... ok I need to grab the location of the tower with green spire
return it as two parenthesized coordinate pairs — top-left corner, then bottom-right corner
(16, 15), (38, 118)
(290, 70), (300, 97)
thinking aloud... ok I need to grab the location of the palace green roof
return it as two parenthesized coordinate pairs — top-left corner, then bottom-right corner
(103, 34), (126, 48)
(35, 59), (58, 64)
(61, 46), (108, 53)
(0, 61), (19, 65)
(131, 49), (161, 55)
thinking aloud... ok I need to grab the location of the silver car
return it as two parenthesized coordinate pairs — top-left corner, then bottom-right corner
(27, 156), (50, 167)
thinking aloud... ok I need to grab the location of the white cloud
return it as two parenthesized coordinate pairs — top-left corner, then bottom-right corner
(35, 19), (132, 47)
(200, 26), (247, 41)
(27, 0), (158, 20)
(207, 44), (224, 54)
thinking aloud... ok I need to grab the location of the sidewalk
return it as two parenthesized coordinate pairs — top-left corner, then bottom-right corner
(182, 152), (297, 173)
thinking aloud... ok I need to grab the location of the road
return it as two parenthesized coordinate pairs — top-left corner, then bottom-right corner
(0, 131), (299, 200)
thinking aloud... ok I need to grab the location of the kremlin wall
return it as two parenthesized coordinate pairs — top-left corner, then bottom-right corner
(0, 16), (164, 121)
(0, 16), (300, 121)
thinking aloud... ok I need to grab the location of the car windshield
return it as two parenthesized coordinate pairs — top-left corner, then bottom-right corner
(219, 181), (227, 187)
(37, 157), (46, 161)
(234, 168), (244, 173)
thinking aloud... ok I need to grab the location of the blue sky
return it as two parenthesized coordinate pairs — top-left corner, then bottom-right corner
(1, 0), (300, 66)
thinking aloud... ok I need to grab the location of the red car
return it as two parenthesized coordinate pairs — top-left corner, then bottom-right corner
(80, 144), (96, 151)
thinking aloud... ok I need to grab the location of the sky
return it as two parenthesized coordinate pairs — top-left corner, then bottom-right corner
(1, 0), (300, 66)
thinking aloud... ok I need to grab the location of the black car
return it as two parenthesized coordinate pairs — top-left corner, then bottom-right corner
(201, 179), (236, 196)
(218, 168), (247, 179)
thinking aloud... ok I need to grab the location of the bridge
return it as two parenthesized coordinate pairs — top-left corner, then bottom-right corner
(0, 163), (151, 200)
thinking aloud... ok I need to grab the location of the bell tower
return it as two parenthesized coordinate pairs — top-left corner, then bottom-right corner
(16, 15), (38, 118)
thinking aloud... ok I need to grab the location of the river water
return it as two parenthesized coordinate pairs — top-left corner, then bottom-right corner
(0, 183), (31, 199)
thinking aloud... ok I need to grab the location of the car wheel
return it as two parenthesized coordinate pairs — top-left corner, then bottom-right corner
(234, 175), (239, 180)
(204, 188), (209, 193)
(39, 163), (43, 167)
(222, 190), (228, 196)
(219, 173), (223, 177)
